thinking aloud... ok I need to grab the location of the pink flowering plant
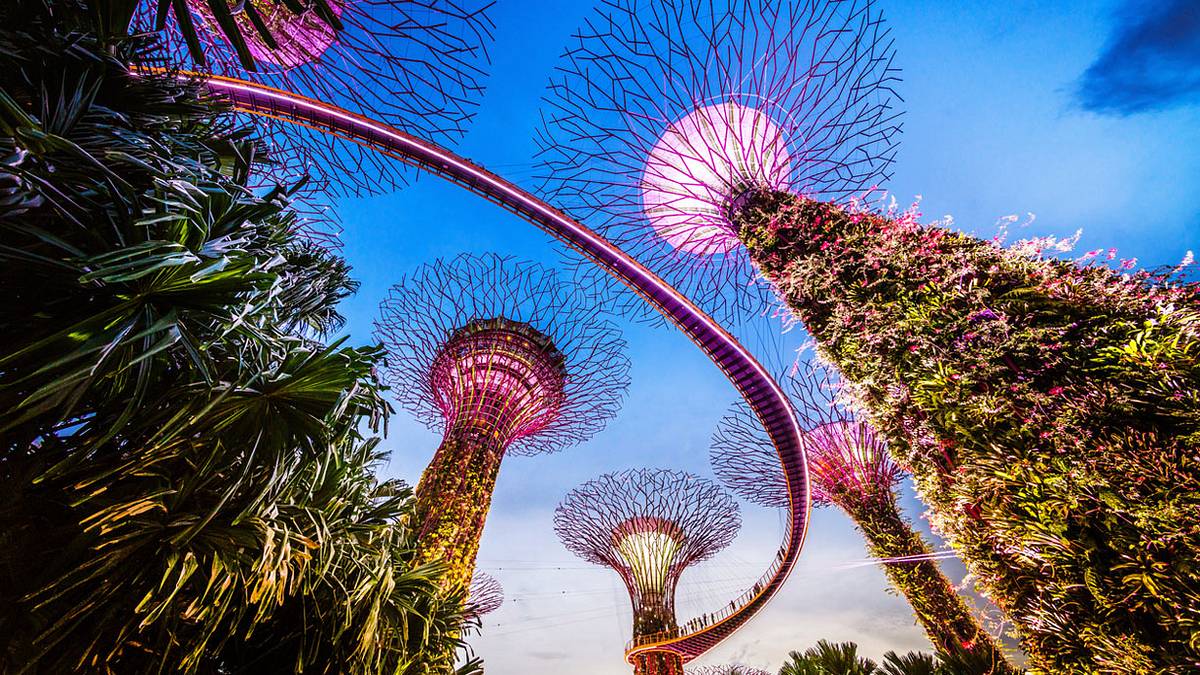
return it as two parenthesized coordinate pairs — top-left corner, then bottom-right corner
(736, 189), (1200, 673)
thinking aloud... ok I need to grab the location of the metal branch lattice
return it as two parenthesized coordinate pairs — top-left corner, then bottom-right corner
(687, 665), (772, 675)
(467, 571), (504, 617)
(712, 360), (901, 507)
(535, 0), (902, 326)
(135, 0), (496, 196)
(374, 252), (630, 456)
(554, 469), (740, 637)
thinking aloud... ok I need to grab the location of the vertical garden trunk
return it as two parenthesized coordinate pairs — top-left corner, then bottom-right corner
(838, 489), (1011, 669)
(412, 427), (505, 592)
(736, 190), (1200, 672)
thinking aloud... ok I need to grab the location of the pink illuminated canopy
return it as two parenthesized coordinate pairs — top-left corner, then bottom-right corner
(189, 0), (344, 71)
(642, 102), (792, 256)
(429, 318), (568, 446)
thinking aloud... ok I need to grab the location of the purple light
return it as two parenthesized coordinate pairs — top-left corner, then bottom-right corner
(137, 0), (496, 197)
(429, 318), (567, 446)
(535, 0), (902, 324)
(375, 254), (629, 457)
(712, 360), (902, 508)
(642, 102), (792, 256)
(803, 420), (902, 505)
(241, 0), (342, 70)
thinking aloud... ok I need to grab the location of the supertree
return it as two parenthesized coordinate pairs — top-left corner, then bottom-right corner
(467, 571), (504, 618)
(540, 0), (1200, 669)
(375, 253), (630, 592)
(555, 468), (741, 675)
(133, 0), (496, 196)
(710, 361), (1014, 670)
(534, 0), (901, 325)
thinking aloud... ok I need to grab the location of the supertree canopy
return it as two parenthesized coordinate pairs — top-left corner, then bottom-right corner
(555, 469), (740, 675)
(467, 571), (504, 618)
(710, 361), (1013, 669)
(375, 253), (630, 591)
(535, 0), (901, 324)
(135, 0), (496, 196)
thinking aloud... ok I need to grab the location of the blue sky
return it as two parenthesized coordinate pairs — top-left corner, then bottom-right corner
(325, 0), (1199, 671)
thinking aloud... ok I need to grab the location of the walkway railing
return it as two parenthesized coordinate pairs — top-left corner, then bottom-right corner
(182, 73), (812, 664)
(627, 544), (788, 651)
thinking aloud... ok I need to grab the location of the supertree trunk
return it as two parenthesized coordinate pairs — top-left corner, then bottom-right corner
(412, 428), (504, 592)
(735, 190), (1200, 672)
(837, 489), (1009, 668)
(632, 650), (684, 675)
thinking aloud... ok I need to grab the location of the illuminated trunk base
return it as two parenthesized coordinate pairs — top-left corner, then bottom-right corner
(412, 429), (504, 592)
(630, 650), (684, 675)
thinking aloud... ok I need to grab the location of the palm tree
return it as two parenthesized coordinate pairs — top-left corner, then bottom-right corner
(776, 641), (1022, 675)
(878, 651), (938, 675)
(779, 641), (878, 675)
(0, 0), (467, 671)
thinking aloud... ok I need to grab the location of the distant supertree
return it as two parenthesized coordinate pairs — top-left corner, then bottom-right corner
(555, 468), (740, 675)
(375, 253), (630, 591)
(535, 0), (901, 324)
(467, 571), (504, 618)
(135, 0), (496, 196)
(710, 361), (1013, 669)
(687, 665), (771, 675)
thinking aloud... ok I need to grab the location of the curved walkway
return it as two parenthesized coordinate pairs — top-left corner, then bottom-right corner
(198, 74), (811, 663)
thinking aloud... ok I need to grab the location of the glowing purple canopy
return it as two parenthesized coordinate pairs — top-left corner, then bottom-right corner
(536, 0), (901, 325)
(643, 103), (792, 256)
(712, 360), (902, 508)
(374, 253), (630, 456)
(135, 0), (496, 197)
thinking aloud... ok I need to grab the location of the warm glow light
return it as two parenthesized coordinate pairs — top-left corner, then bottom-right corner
(641, 102), (792, 256)
(615, 529), (684, 598)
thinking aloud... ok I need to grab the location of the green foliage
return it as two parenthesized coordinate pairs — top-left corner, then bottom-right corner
(836, 490), (1011, 669)
(777, 640), (1017, 675)
(878, 651), (937, 675)
(779, 641), (877, 675)
(0, 1), (469, 672)
(739, 190), (1200, 673)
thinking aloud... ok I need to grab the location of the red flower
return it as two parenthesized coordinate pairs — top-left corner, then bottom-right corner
(1049, 386), (1064, 396)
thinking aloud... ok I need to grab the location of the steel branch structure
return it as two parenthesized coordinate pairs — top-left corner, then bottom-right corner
(374, 253), (629, 589)
(556, 469), (740, 674)
(375, 253), (628, 457)
(467, 571), (504, 618)
(686, 666), (772, 675)
(711, 362), (1007, 660)
(135, 0), (495, 196)
(190, 74), (810, 664)
(711, 361), (901, 507)
(710, 400), (789, 509)
(535, 0), (901, 326)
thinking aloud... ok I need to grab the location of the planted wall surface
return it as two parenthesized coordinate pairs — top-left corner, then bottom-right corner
(737, 190), (1200, 672)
